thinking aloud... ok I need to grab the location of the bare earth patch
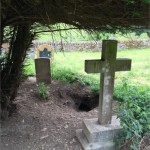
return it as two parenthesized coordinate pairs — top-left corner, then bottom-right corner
(1, 77), (149, 150)
(1, 77), (100, 150)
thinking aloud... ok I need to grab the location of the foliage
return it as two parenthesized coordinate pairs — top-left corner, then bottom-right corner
(2, 0), (149, 33)
(52, 66), (99, 93)
(38, 82), (49, 100)
(37, 28), (149, 42)
(86, 31), (110, 41)
(115, 79), (150, 150)
(1, 0), (149, 119)
(24, 59), (35, 76)
(114, 79), (150, 103)
(1, 25), (34, 119)
(48, 50), (150, 149)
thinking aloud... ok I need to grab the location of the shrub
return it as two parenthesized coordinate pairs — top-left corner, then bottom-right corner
(52, 66), (100, 92)
(23, 59), (35, 76)
(38, 82), (49, 100)
(115, 79), (150, 150)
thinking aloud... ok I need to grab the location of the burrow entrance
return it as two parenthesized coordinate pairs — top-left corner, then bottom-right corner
(48, 80), (100, 112)
(68, 93), (99, 112)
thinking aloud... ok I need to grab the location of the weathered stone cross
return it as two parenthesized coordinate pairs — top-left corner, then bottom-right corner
(85, 40), (131, 125)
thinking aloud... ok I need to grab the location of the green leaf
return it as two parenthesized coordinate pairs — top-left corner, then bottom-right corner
(136, 106), (141, 113)
(126, 131), (132, 139)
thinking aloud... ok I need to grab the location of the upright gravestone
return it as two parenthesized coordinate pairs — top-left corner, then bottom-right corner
(34, 44), (54, 84)
(35, 58), (51, 84)
(76, 40), (132, 150)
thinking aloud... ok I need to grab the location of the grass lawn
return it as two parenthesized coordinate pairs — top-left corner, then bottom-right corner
(25, 48), (150, 95)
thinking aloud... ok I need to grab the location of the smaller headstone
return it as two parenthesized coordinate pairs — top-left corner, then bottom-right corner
(35, 44), (54, 84)
(35, 58), (51, 84)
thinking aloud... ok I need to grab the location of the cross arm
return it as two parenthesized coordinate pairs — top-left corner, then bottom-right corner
(85, 59), (105, 73)
(115, 58), (132, 71)
(85, 58), (132, 73)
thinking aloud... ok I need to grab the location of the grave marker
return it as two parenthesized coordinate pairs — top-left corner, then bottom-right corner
(76, 40), (132, 150)
(34, 44), (54, 84)
(35, 58), (51, 84)
(85, 40), (131, 124)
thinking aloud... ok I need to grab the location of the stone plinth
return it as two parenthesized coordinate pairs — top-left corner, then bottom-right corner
(35, 58), (51, 84)
(76, 116), (122, 150)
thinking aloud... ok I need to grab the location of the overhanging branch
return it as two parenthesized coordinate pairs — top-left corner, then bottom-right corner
(34, 27), (79, 34)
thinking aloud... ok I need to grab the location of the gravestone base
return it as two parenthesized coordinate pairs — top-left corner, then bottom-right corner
(76, 116), (122, 150)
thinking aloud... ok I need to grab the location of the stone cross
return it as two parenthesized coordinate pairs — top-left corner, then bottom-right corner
(85, 40), (131, 125)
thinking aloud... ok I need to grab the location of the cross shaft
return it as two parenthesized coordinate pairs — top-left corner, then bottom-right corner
(85, 40), (131, 124)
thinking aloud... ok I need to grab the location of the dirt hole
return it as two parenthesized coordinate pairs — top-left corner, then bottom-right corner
(78, 103), (91, 111)
(69, 93), (99, 112)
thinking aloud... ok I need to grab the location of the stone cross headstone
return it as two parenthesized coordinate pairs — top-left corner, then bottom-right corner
(76, 40), (132, 150)
(85, 40), (131, 124)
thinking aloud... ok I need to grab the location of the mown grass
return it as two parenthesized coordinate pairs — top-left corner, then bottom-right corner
(25, 48), (150, 96)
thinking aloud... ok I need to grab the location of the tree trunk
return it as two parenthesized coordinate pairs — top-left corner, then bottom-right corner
(1, 24), (33, 119)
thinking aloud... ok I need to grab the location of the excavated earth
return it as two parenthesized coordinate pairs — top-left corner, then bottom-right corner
(1, 77), (149, 150)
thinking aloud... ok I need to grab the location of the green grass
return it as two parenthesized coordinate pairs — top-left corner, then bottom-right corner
(25, 48), (150, 94)
(54, 48), (150, 85)
(24, 60), (35, 76)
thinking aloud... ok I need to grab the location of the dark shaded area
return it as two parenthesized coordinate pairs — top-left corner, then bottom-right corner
(78, 104), (91, 112)
(51, 80), (99, 112)
(70, 93), (99, 112)
(2, 1), (149, 30)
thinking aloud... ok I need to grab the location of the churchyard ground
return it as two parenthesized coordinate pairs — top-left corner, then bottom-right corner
(1, 47), (149, 150)
(25, 47), (150, 149)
